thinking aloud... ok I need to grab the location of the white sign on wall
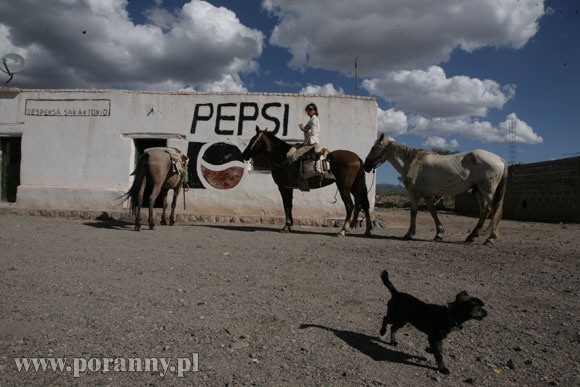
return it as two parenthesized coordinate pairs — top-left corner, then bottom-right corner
(25, 99), (111, 117)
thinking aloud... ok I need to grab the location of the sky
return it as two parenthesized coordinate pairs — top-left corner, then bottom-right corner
(0, 0), (578, 185)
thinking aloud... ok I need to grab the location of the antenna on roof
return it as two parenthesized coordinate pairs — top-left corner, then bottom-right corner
(1, 53), (26, 85)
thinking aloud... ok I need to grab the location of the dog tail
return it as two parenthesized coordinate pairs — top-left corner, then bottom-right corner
(381, 270), (398, 295)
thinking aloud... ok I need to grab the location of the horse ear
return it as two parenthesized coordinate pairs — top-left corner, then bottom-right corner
(255, 125), (261, 134)
(379, 133), (384, 141)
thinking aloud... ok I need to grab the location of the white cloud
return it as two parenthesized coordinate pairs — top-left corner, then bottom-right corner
(265, 0), (544, 75)
(408, 113), (542, 145)
(130, 79), (197, 92)
(274, 79), (301, 88)
(422, 136), (460, 150)
(362, 65), (541, 146)
(199, 73), (248, 93)
(263, 0), (544, 148)
(498, 113), (543, 144)
(299, 83), (344, 95)
(0, 0), (263, 90)
(363, 66), (515, 118)
(377, 108), (408, 137)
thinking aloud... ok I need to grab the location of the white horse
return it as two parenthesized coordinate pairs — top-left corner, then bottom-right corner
(364, 134), (508, 245)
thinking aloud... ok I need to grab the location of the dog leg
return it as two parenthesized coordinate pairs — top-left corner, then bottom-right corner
(379, 315), (389, 337)
(389, 322), (405, 346)
(429, 337), (450, 374)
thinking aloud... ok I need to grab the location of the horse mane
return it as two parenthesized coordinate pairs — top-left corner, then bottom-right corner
(264, 131), (292, 151)
(383, 139), (429, 161)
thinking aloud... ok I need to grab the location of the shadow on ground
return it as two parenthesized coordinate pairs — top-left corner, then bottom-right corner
(83, 213), (133, 230)
(299, 323), (435, 371)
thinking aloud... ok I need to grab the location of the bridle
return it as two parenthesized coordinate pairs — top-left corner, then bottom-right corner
(368, 144), (387, 170)
(249, 131), (265, 152)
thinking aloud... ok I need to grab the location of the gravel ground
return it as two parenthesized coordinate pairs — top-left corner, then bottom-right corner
(0, 209), (578, 386)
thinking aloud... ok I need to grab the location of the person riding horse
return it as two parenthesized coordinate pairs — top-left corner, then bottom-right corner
(242, 127), (373, 237)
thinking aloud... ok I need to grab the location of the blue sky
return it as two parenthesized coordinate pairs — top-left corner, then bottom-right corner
(1, 0), (578, 185)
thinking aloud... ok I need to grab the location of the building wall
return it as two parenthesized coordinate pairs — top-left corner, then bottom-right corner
(455, 157), (580, 223)
(0, 89), (377, 218)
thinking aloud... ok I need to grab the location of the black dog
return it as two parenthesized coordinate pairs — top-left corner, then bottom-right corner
(379, 270), (487, 374)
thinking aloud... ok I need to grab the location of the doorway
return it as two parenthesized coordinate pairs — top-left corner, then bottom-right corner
(133, 138), (167, 208)
(0, 136), (21, 203)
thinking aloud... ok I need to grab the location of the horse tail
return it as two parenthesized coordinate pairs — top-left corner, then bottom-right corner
(354, 157), (370, 213)
(348, 157), (370, 226)
(120, 153), (149, 219)
(486, 161), (508, 235)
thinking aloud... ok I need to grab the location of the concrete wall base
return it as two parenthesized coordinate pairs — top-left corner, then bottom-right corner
(0, 204), (366, 229)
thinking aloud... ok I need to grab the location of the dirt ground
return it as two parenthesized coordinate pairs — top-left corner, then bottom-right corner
(0, 208), (578, 386)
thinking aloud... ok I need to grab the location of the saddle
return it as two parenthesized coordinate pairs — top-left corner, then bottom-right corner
(147, 147), (189, 176)
(290, 147), (335, 191)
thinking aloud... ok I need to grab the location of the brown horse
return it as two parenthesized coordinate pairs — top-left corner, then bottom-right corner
(121, 147), (188, 231)
(242, 127), (373, 236)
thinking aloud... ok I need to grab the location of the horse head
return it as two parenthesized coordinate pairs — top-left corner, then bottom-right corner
(364, 133), (390, 172)
(242, 126), (268, 161)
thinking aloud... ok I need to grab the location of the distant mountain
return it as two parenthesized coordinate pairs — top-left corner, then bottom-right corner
(376, 183), (406, 194)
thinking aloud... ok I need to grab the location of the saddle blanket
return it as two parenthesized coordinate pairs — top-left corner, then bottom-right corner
(300, 158), (332, 180)
(146, 147), (189, 176)
(294, 152), (335, 191)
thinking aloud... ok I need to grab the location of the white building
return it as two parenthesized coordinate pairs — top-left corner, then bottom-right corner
(0, 88), (377, 220)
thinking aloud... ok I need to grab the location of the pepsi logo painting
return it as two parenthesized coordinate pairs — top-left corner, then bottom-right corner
(187, 142), (245, 189)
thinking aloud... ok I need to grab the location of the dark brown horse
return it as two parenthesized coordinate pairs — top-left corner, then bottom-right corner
(121, 147), (188, 231)
(242, 127), (373, 236)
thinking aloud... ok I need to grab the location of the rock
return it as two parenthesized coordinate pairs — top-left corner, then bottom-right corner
(431, 374), (443, 382)
(230, 341), (250, 350)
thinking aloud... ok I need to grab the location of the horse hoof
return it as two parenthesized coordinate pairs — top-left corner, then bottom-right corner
(337, 230), (346, 237)
(403, 234), (413, 240)
(160, 220), (167, 225)
(149, 224), (154, 230)
(465, 237), (475, 243)
(483, 239), (495, 246)
(169, 220), (175, 226)
(280, 227), (290, 233)
(364, 230), (373, 237)
(433, 235), (443, 242)
(134, 225), (141, 231)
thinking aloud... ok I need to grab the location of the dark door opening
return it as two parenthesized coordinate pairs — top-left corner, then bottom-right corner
(133, 138), (167, 208)
(1, 137), (21, 203)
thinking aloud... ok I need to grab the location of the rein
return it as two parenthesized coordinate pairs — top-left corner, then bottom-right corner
(370, 146), (387, 170)
(249, 131), (265, 151)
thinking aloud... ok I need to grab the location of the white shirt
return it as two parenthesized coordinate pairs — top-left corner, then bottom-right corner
(303, 115), (320, 145)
